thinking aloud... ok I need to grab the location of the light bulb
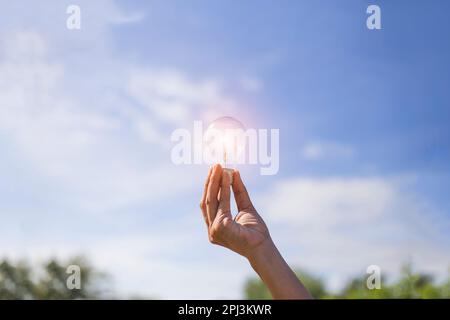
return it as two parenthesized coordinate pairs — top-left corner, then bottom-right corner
(204, 116), (246, 183)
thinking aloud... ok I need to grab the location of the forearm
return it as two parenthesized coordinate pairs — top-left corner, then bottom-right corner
(247, 238), (312, 299)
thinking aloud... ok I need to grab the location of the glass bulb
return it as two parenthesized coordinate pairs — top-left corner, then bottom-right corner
(204, 116), (246, 183)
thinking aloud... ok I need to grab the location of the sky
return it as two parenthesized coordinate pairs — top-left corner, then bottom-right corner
(0, 0), (449, 298)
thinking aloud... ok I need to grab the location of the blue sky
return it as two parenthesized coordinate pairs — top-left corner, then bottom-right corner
(0, 0), (449, 298)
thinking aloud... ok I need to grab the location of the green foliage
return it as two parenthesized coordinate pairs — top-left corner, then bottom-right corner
(245, 277), (272, 299)
(295, 269), (327, 299)
(0, 257), (108, 299)
(245, 268), (327, 299)
(2, 256), (449, 299)
(244, 262), (450, 299)
(0, 260), (36, 299)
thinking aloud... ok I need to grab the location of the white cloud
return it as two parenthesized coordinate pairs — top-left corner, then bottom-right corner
(301, 141), (355, 160)
(264, 177), (395, 226)
(259, 176), (450, 291)
(126, 68), (237, 128)
(238, 75), (263, 93)
(109, 11), (146, 25)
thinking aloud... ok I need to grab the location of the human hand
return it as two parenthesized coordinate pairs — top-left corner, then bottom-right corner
(199, 164), (270, 258)
(199, 164), (312, 299)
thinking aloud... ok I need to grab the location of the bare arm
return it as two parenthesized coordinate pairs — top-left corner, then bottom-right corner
(199, 164), (312, 299)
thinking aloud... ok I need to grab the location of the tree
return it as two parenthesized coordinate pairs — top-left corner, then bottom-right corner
(244, 268), (327, 299)
(244, 263), (450, 299)
(390, 262), (443, 299)
(337, 275), (394, 299)
(0, 257), (109, 299)
(0, 260), (36, 299)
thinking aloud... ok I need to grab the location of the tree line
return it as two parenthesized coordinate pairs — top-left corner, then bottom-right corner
(1, 257), (448, 299)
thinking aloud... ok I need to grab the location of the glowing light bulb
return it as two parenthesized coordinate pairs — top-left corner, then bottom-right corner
(204, 116), (246, 183)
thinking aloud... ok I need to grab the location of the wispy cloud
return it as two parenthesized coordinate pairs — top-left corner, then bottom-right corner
(301, 141), (355, 160)
(110, 11), (146, 25)
(238, 75), (263, 93)
(125, 68), (237, 128)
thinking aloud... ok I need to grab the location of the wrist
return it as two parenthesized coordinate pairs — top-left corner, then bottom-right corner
(246, 237), (280, 272)
(246, 236), (313, 299)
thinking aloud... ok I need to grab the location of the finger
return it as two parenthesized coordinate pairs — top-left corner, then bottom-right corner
(232, 170), (253, 212)
(206, 164), (222, 226)
(200, 166), (213, 226)
(217, 170), (232, 218)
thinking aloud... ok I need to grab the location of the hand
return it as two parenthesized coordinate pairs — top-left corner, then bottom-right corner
(200, 164), (312, 299)
(199, 164), (270, 258)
